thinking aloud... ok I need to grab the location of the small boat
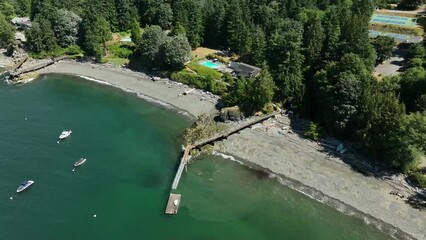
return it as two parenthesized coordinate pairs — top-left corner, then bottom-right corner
(59, 130), (72, 140)
(74, 158), (86, 167)
(16, 180), (34, 193)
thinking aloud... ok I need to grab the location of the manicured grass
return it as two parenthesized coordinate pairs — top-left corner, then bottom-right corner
(187, 60), (222, 79)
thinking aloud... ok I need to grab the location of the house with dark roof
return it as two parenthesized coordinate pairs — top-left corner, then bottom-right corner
(229, 62), (261, 78)
(11, 17), (32, 30)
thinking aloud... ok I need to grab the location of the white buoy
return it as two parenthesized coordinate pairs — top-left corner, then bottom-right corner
(72, 168), (75, 172)
(25, 118), (27, 120)
(9, 196), (13, 200)
(93, 214), (97, 218)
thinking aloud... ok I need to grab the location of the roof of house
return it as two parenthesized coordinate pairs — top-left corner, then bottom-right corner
(11, 17), (32, 27)
(229, 62), (261, 77)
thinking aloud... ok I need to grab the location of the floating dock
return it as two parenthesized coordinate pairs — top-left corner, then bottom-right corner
(165, 193), (181, 215)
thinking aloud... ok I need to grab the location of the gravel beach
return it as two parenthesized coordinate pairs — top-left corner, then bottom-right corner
(214, 115), (426, 240)
(37, 61), (218, 119)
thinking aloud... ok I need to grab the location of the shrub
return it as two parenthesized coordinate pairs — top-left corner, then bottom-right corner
(408, 171), (426, 188)
(304, 122), (322, 141)
(171, 71), (227, 96)
(262, 103), (274, 114)
(109, 43), (133, 58)
(171, 72), (207, 89)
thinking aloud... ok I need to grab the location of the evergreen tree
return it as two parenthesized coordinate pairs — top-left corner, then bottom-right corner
(202, 0), (227, 48)
(15, 0), (31, 16)
(26, 18), (57, 52)
(301, 10), (325, 67)
(251, 26), (266, 66)
(115, 0), (136, 31)
(314, 53), (374, 136)
(0, 12), (15, 48)
(267, 21), (305, 109)
(82, 11), (111, 60)
(321, 7), (341, 64)
(249, 68), (275, 110)
(130, 19), (142, 46)
(172, 0), (203, 48)
(224, 0), (251, 54)
(0, 1), (15, 20)
(100, 0), (118, 32)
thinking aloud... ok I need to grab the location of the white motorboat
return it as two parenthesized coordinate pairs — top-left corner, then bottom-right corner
(16, 180), (34, 193)
(74, 158), (87, 167)
(59, 130), (72, 140)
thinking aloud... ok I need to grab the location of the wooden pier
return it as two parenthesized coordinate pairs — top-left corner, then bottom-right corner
(192, 111), (279, 149)
(165, 193), (181, 215)
(165, 111), (280, 215)
(171, 146), (191, 190)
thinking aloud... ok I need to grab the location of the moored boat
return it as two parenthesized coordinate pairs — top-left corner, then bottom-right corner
(74, 158), (86, 167)
(59, 130), (72, 140)
(16, 180), (34, 193)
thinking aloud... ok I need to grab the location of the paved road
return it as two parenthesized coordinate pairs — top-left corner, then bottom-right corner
(375, 48), (406, 77)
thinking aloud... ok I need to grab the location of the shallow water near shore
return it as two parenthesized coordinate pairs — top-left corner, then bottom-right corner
(0, 75), (392, 240)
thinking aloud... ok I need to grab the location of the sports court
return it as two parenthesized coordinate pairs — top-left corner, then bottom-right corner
(369, 30), (423, 43)
(370, 14), (418, 27)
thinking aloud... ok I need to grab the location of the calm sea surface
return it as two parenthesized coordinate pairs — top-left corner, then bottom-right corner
(0, 75), (391, 240)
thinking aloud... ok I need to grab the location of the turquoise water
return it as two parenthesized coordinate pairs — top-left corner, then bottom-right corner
(0, 75), (392, 240)
(200, 60), (221, 69)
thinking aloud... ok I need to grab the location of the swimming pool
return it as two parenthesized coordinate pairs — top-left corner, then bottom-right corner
(200, 60), (221, 69)
(120, 37), (132, 43)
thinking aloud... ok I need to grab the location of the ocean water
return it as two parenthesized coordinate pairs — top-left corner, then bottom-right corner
(0, 75), (392, 240)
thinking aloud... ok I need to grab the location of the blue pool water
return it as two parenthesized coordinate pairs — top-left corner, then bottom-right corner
(200, 60), (220, 69)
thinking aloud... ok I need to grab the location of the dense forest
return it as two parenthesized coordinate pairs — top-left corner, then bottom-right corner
(0, 0), (425, 180)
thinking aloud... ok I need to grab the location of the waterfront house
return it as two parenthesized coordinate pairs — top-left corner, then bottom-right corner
(229, 62), (261, 78)
(11, 17), (32, 30)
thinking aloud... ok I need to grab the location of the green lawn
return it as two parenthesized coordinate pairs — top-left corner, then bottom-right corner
(187, 59), (222, 79)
